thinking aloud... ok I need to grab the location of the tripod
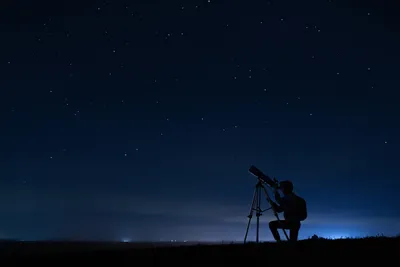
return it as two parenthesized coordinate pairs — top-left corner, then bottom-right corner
(244, 180), (289, 243)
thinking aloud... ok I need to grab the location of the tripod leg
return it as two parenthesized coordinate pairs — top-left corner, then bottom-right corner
(244, 186), (258, 243)
(273, 213), (289, 241)
(282, 226), (289, 241)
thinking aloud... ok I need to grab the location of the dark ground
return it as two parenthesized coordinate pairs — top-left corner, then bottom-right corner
(1, 237), (398, 266)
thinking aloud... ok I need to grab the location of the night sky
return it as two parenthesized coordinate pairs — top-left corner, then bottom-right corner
(1, 0), (400, 242)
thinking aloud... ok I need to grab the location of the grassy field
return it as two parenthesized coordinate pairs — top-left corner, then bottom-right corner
(1, 236), (398, 265)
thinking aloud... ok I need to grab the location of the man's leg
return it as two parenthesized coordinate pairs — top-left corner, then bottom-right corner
(288, 222), (301, 241)
(270, 220), (301, 242)
(268, 220), (281, 241)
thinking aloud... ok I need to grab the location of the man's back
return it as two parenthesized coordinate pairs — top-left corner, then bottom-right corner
(280, 193), (307, 221)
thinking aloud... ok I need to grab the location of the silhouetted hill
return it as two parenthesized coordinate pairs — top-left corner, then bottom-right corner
(1, 236), (398, 265)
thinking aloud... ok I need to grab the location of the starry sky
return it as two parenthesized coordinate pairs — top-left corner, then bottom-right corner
(1, 0), (400, 242)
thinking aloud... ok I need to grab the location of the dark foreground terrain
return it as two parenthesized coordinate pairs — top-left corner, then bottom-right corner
(1, 237), (398, 266)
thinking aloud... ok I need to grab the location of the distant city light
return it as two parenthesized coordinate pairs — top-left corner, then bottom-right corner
(328, 235), (349, 240)
(323, 232), (352, 240)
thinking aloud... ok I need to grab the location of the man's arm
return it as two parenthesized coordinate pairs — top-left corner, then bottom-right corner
(272, 191), (285, 213)
(274, 190), (282, 204)
(271, 202), (283, 213)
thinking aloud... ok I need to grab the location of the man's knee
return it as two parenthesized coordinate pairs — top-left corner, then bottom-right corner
(269, 220), (279, 229)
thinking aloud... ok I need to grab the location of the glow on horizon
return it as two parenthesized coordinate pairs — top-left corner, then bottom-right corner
(318, 231), (360, 239)
(326, 234), (351, 239)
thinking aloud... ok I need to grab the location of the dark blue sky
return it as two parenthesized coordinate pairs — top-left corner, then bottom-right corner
(1, 0), (399, 241)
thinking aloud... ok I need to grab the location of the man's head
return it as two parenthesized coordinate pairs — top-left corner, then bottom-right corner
(279, 180), (294, 195)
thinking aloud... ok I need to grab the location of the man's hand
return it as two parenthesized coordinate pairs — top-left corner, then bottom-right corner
(274, 190), (282, 203)
(271, 201), (283, 213)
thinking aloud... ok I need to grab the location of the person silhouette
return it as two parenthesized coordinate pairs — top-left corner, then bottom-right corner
(269, 180), (307, 242)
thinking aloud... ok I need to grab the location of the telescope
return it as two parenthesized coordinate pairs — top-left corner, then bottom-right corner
(244, 165), (289, 243)
(248, 165), (280, 189)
